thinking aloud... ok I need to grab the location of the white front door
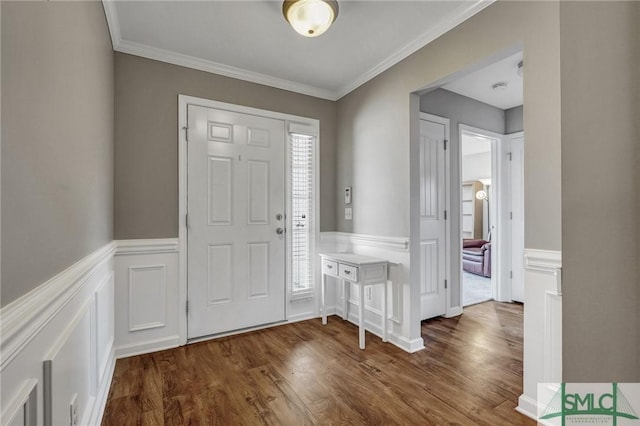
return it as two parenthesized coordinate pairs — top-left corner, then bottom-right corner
(187, 105), (286, 339)
(419, 117), (448, 320)
(510, 134), (525, 303)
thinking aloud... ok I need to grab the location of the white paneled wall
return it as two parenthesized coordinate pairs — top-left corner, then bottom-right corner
(0, 232), (422, 426)
(517, 249), (562, 420)
(0, 243), (116, 426)
(114, 239), (180, 358)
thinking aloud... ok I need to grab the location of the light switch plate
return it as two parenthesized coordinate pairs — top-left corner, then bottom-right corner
(344, 186), (352, 204)
(345, 207), (352, 220)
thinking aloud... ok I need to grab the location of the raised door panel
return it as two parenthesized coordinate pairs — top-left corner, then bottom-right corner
(208, 156), (233, 226)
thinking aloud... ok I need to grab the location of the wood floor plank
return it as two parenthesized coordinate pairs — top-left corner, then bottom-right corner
(102, 301), (534, 426)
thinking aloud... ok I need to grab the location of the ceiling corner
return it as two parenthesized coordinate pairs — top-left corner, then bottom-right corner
(102, 0), (122, 50)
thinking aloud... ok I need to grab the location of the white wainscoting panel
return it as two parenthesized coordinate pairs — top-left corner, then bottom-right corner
(318, 232), (419, 353)
(517, 248), (562, 420)
(114, 239), (180, 358)
(128, 265), (167, 331)
(0, 242), (116, 426)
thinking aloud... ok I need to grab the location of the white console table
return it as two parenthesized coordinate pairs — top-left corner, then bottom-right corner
(319, 253), (389, 349)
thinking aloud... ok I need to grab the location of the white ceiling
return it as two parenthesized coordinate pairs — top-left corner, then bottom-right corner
(461, 133), (491, 156)
(103, 1), (494, 101)
(443, 51), (523, 109)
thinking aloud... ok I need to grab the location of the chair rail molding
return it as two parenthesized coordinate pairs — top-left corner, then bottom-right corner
(1, 242), (116, 369)
(115, 238), (179, 256)
(320, 231), (409, 252)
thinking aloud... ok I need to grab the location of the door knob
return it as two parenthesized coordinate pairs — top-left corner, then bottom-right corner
(276, 213), (283, 221)
(276, 228), (285, 235)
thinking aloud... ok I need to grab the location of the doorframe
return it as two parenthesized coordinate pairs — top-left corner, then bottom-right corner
(507, 131), (525, 303)
(177, 95), (319, 345)
(458, 124), (511, 303)
(418, 112), (453, 318)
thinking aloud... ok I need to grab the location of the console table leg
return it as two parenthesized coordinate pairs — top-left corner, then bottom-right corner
(321, 273), (327, 325)
(359, 284), (365, 349)
(382, 281), (388, 342)
(342, 279), (349, 320)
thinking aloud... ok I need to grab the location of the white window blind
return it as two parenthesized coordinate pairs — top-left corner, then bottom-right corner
(290, 133), (314, 296)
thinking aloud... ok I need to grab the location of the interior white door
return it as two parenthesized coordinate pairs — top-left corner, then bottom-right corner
(510, 135), (525, 303)
(187, 105), (286, 338)
(419, 118), (447, 320)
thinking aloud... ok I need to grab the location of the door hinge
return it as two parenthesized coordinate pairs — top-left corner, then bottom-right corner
(444, 139), (448, 150)
(186, 300), (189, 315)
(507, 152), (512, 161)
(444, 210), (447, 220)
(510, 211), (513, 220)
(510, 270), (513, 279)
(186, 213), (189, 228)
(444, 279), (448, 289)
(183, 126), (189, 142)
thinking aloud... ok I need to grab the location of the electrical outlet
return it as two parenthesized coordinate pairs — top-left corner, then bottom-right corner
(345, 207), (352, 220)
(69, 394), (78, 426)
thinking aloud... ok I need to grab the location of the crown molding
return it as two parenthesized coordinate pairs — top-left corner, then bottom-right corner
(102, 0), (120, 51)
(115, 39), (338, 101)
(334, 0), (495, 99)
(102, 0), (494, 102)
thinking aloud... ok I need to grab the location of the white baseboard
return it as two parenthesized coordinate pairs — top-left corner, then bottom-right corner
(0, 242), (116, 426)
(388, 334), (426, 353)
(444, 306), (463, 318)
(286, 312), (320, 324)
(516, 393), (539, 420)
(115, 335), (181, 359)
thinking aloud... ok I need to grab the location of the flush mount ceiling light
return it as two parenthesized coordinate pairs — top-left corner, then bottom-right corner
(283, 0), (339, 38)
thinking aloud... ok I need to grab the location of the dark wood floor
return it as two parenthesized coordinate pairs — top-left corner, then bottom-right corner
(102, 301), (534, 425)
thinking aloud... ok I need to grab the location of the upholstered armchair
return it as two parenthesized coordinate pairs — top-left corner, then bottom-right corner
(462, 239), (491, 278)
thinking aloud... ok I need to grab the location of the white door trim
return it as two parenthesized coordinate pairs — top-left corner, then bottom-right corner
(458, 124), (511, 303)
(177, 95), (319, 345)
(418, 112), (453, 317)
(508, 131), (525, 303)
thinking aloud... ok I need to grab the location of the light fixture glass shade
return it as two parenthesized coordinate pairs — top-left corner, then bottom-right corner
(475, 190), (488, 201)
(283, 0), (338, 37)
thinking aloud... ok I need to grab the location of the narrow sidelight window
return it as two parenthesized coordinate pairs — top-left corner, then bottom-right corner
(289, 133), (315, 298)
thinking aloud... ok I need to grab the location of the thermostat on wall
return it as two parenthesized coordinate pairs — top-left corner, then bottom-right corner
(345, 186), (352, 204)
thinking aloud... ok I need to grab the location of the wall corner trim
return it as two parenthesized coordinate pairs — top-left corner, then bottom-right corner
(0, 241), (116, 369)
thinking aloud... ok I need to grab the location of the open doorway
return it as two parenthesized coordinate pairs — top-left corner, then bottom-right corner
(416, 49), (524, 319)
(460, 130), (495, 306)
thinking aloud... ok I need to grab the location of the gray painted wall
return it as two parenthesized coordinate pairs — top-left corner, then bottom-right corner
(560, 1), (640, 382)
(1, 1), (114, 307)
(114, 53), (337, 239)
(419, 88), (505, 307)
(336, 1), (562, 251)
(505, 105), (524, 134)
(336, 0), (562, 344)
